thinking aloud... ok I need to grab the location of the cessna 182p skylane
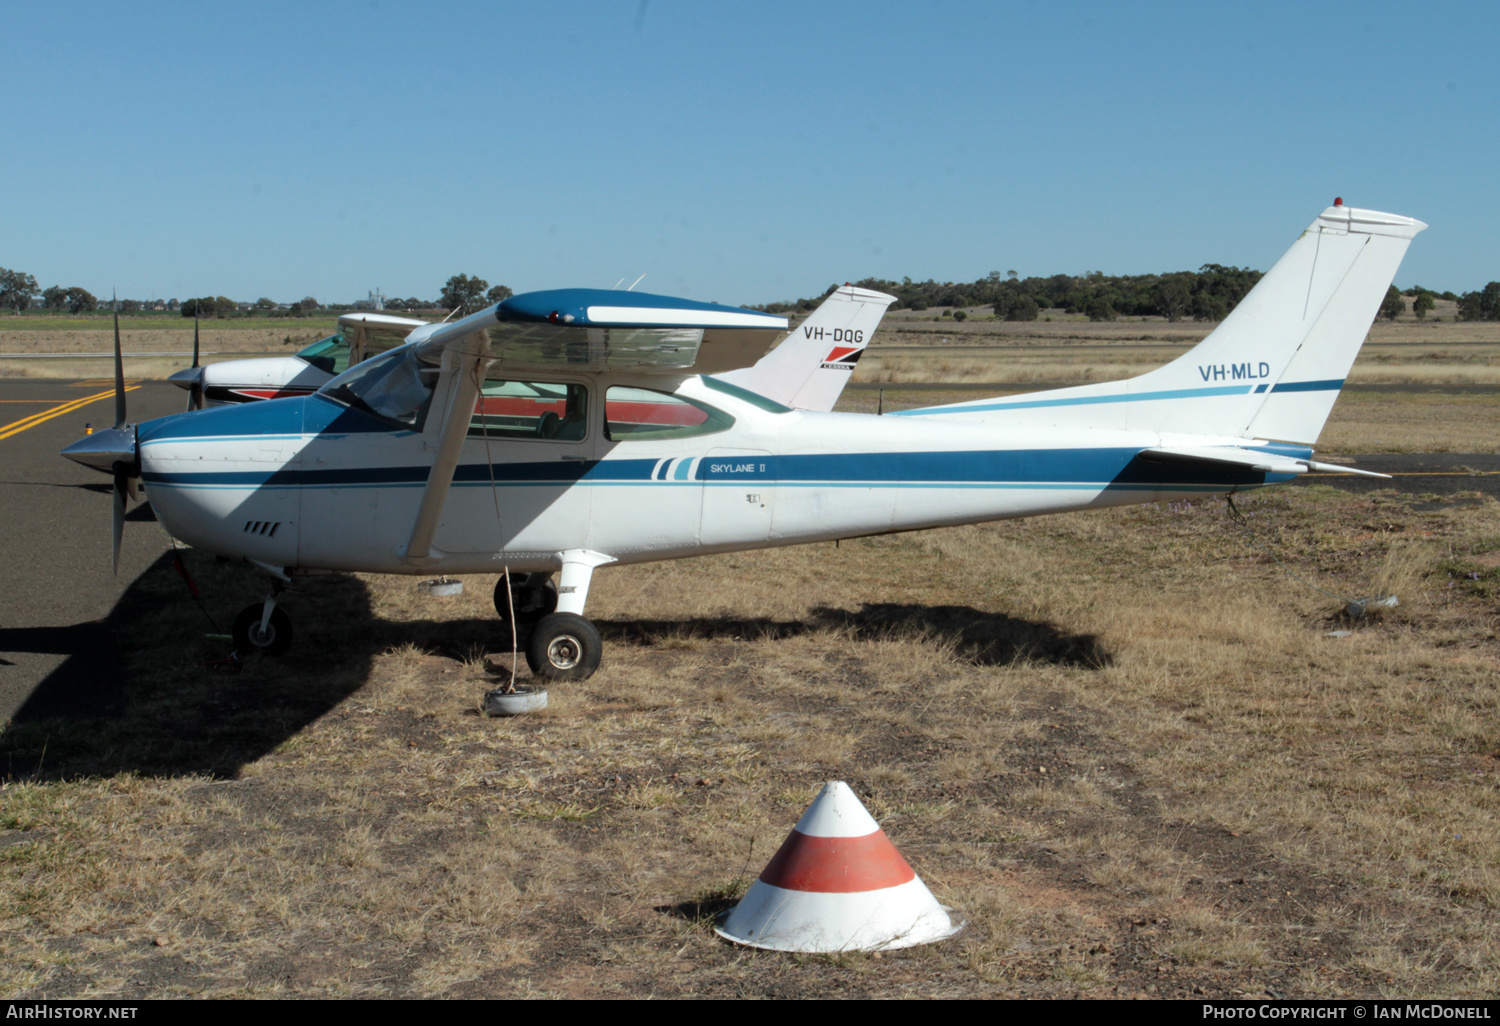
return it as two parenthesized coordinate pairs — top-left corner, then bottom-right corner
(64, 201), (1423, 684)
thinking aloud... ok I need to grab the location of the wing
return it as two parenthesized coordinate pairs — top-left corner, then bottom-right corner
(398, 289), (788, 563)
(337, 312), (431, 361)
(407, 288), (788, 374)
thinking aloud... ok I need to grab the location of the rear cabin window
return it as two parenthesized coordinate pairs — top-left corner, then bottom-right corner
(604, 387), (734, 441)
(469, 380), (588, 441)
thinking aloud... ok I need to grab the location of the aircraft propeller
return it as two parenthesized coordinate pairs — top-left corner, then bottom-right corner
(167, 311), (206, 409)
(187, 313), (203, 410)
(60, 305), (140, 574)
(108, 306), (139, 573)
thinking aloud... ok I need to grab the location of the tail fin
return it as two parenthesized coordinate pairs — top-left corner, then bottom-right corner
(713, 285), (895, 411)
(897, 203), (1425, 444)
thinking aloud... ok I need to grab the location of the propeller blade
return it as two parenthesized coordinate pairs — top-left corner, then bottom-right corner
(112, 468), (127, 576)
(187, 314), (204, 409)
(113, 305), (126, 430)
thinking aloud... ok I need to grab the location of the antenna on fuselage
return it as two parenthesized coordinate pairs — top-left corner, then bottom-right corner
(626, 273), (646, 291)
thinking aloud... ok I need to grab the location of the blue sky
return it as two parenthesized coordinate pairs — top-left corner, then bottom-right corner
(4, 1), (1495, 306)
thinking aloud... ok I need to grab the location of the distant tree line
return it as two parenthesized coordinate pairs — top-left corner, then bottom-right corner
(5, 259), (1496, 323)
(759, 265), (1268, 322)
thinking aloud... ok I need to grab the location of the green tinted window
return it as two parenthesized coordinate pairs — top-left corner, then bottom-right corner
(605, 387), (734, 441)
(296, 334), (352, 373)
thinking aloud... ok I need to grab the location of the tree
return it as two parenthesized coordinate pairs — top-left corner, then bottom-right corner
(65, 287), (97, 314)
(440, 274), (488, 314)
(1007, 293), (1039, 321)
(1380, 285), (1405, 321)
(0, 267), (38, 313)
(181, 297), (214, 318)
(215, 296), (238, 319)
(486, 284), (513, 304)
(1412, 290), (1435, 320)
(255, 297), (276, 310)
(1457, 282), (1500, 322)
(120, 299), (141, 314)
(1154, 276), (1192, 322)
(1193, 294), (1228, 322)
(42, 285), (68, 311)
(1083, 296), (1116, 322)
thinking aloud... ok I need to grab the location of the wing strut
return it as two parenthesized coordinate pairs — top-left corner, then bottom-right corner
(403, 344), (487, 564)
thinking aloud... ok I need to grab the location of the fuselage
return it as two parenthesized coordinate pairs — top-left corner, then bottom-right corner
(136, 371), (1296, 577)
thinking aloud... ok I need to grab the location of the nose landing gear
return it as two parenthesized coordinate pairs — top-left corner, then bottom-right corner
(493, 572), (558, 633)
(232, 592), (293, 657)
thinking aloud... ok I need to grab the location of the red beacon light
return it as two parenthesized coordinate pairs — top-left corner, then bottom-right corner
(1333, 197), (1343, 206)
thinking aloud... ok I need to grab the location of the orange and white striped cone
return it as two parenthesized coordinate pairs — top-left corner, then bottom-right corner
(715, 781), (962, 952)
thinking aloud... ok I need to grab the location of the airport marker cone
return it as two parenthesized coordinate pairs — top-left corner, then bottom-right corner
(715, 781), (962, 952)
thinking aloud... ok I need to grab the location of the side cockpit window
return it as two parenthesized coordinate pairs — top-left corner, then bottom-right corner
(469, 380), (588, 441)
(604, 387), (733, 441)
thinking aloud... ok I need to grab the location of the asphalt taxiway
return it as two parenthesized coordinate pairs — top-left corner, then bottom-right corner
(0, 379), (184, 724)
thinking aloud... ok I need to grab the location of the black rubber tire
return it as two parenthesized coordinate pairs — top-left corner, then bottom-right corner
(493, 574), (557, 630)
(232, 604), (293, 657)
(525, 612), (602, 681)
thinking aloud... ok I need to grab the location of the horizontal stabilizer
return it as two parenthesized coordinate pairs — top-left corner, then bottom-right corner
(1140, 446), (1390, 478)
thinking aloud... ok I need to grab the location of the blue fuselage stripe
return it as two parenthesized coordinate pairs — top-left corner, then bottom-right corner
(141, 447), (1281, 491)
(1269, 379), (1345, 393)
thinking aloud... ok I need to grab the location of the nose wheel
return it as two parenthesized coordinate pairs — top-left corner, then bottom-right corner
(232, 601), (293, 657)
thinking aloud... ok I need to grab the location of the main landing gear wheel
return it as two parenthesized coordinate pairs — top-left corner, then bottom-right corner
(494, 573), (557, 633)
(232, 604), (293, 657)
(525, 612), (602, 681)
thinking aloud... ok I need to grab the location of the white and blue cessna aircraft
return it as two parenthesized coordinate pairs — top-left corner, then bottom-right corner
(168, 312), (429, 410)
(64, 201), (1423, 683)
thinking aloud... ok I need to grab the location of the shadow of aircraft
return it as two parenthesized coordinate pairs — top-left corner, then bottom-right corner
(2, 552), (1109, 782)
(598, 602), (1111, 670)
(1, 549), (376, 782)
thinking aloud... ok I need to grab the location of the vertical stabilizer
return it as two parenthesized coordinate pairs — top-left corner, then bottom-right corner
(1237, 205), (1426, 442)
(715, 285), (895, 411)
(894, 203), (1424, 445)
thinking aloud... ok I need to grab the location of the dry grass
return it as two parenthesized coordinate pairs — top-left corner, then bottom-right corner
(3, 480), (1499, 997)
(0, 323), (338, 381)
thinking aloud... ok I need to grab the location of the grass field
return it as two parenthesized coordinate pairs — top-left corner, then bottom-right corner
(5, 313), (1500, 453)
(2, 482), (1498, 998)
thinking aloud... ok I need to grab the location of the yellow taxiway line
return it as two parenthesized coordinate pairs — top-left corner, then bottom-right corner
(0, 387), (141, 442)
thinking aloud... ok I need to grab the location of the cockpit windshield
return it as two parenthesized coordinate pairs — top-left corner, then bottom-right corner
(317, 346), (438, 429)
(296, 334), (352, 374)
